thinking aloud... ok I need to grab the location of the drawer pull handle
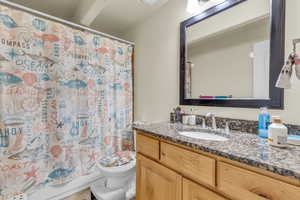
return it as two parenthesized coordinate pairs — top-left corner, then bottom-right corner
(258, 193), (272, 200)
(251, 188), (273, 200)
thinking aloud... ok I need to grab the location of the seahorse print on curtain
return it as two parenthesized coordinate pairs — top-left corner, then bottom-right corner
(0, 4), (133, 199)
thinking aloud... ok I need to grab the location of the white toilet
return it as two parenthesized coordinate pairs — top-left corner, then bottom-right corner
(91, 151), (136, 200)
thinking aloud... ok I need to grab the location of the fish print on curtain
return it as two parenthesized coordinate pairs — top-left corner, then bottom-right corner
(0, 4), (133, 199)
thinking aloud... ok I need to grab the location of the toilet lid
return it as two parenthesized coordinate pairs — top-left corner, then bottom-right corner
(99, 151), (135, 167)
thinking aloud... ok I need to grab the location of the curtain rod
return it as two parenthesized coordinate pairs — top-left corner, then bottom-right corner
(0, 0), (135, 46)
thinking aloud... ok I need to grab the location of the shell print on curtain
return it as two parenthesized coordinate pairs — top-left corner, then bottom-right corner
(0, 4), (133, 200)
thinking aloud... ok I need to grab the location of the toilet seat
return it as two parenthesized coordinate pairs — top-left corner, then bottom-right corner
(97, 151), (136, 175)
(97, 158), (136, 175)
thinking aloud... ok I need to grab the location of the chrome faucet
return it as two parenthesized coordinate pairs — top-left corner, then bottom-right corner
(201, 117), (206, 129)
(225, 121), (230, 134)
(206, 113), (217, 130)
(224, 121), (233, 135)
(197, 116), (206, 128)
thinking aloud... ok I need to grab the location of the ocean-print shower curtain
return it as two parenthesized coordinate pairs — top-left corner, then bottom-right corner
(0, 4), (133, 199)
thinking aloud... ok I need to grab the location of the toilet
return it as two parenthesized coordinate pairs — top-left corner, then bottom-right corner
(91, 151), (136, 200)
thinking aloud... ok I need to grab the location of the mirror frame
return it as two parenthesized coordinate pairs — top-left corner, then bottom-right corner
(180, 0), (285, 109)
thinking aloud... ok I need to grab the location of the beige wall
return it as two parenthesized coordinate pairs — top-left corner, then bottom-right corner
(123, 0), (300, 125)
(186, 0), (269, 44)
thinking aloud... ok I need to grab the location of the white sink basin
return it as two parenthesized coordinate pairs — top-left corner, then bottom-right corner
(178, 131), (228, 141)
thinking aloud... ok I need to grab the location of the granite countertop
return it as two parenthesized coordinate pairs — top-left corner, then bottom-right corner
(133, 122), (300, 181)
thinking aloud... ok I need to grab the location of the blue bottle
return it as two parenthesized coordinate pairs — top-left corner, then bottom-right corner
(258, 107), (270, 138)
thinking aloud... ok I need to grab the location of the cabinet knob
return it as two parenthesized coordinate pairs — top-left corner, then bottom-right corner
(161, 152), (166, 157)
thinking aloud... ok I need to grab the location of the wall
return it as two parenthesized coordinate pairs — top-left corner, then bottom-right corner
(186, 0), (269, 44)
(188, 18), (269, 98)
(123, 0), (300, 125)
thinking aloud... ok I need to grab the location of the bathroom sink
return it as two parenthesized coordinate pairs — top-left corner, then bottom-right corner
(178, 131), (229, 141)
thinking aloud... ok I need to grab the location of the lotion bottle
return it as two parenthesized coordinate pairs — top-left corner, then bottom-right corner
(268, 116), (288, 147)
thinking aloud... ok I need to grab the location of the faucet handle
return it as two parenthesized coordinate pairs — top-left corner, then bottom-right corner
(225, 121), (232, 134)
(196, 116), (206, 128)
(205, 113), (217, 130)
(206, 113), (215, 118)
(201, 117), (206, 128)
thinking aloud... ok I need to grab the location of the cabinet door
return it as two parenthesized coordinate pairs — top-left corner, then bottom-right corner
(136, 153), (182, 200)
(183, 178), (228, 200)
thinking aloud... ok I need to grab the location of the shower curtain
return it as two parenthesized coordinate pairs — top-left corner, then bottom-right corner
(0, 4), (133, 199)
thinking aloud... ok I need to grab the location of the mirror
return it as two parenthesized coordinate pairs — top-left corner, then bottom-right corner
(180, 0), (285, 108)
(187, 16), (270, 99)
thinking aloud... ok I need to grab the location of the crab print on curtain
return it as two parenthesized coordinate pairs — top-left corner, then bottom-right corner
(0, 4), (133, 200)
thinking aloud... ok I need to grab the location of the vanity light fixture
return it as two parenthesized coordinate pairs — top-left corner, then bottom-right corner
(186, 0), (226, 14)
(139, 0), (160, 6)
(186, 0), (202, 14)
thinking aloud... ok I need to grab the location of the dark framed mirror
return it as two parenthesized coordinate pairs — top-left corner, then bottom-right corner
(180, 0), (285, 109)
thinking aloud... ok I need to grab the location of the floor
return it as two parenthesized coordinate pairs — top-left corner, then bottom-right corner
(91, 192), (135, 200)
(91, 192), (97, 200)
(64, 189), (91, 200)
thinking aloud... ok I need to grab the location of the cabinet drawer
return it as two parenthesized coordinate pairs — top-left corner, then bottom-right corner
(160, 142), (216, 187)
(218, 162), (300, 200)
(183, 178), (227, 200)
(136, 132), (160, 160)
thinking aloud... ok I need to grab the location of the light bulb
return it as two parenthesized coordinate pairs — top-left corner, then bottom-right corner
(186, 0), (226, 14)
(140, 0), (160, 6)
(186, 0), (202, 14)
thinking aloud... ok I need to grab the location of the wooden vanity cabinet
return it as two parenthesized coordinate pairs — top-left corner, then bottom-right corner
(136, 133), (160, 160)
(218, 162), (300, 200)
(160, 141), (216, 187)
(183, 178), (228, 200)
(136, 131), (300, 200)
(136, 154), (182, 200)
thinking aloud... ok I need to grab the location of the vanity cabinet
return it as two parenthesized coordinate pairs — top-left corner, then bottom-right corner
(160, 142), (216, 187)
(136, 131), (300, 200)
(218, 162), (300, 200)
(136, 154), (182, 200)
(136, 134), (160, 160)
(183, 178), (228, 200)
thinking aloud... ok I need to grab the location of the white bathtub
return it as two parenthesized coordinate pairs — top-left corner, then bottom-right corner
(29, 171), (103, 200)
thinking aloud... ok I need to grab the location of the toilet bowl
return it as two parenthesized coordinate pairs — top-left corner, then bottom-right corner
(92, 151), (136, 200)
(97, 152), (136, 189)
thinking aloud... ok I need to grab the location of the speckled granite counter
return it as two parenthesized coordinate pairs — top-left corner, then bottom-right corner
(133, 122), (300, 181)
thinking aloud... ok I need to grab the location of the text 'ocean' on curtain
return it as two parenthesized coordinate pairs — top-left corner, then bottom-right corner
(0, 4), (133, 199)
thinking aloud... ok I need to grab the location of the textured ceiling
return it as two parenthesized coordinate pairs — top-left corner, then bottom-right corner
(8, 0), (169, 36)
(9, 0), (81, 20)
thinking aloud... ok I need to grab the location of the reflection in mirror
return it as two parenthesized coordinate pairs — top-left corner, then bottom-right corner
(185, 0), (271, 100)
(186, 0), (227, 14)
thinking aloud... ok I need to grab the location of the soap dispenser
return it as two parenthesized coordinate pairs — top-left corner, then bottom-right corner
(188, 108), (196, 125)
(258, 107), (270, 138)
